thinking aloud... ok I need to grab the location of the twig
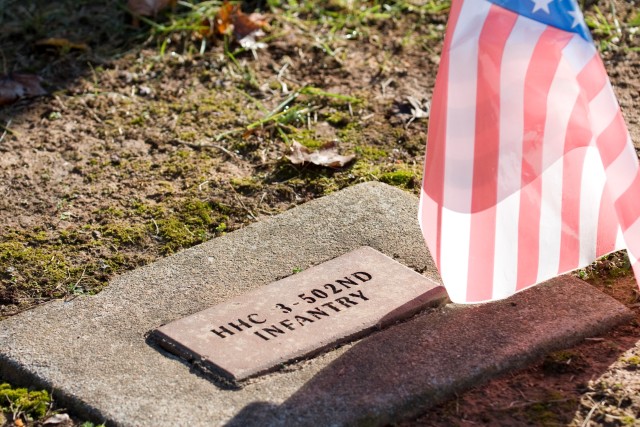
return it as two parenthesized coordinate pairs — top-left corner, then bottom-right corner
(582, 399), (603, 427)
(78, 98), (103, 123)
(72, 266), (87, 291)
(499, 398), (575, 411)
(227, 183), (257, 220)
(65, 266), (87, 302)
(54, 95), (67, 112)
(0, 119), (11, 143)
(172, 139), (238, 159)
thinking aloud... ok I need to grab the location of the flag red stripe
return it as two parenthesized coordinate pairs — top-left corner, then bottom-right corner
(633, 260), (640, 280)
(558, 88), (592, 272)
(624, 218), (640, 260)
(596, 186), (619, 255)
(596, 111), (628, 168)
(615, 170), (640, 230)
(576, 55), (607, 101)
(467, 5), (517, 301)
(516, 27), (573, 290)
(422, 0), (464, 268)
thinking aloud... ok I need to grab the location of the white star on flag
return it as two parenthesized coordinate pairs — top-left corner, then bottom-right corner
(568, 10), (582, 28)
(532, 0), (553, 13)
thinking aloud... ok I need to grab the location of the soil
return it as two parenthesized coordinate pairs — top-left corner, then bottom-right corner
(0, 0), (639, 425)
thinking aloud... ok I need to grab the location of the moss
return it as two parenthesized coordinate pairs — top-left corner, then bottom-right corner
(97, 206), (125, 218)
(379, 169), (417, 188)
(522, 391), (576, 426)
(326, 111), (350, 128)
(293, 130), (325, 149)
(129, 115), (146, 126)
(0, 241), (71, 296)
(31, 231), (50, 243)
(622, 355), (640, 367)
(0, 382), (51, 419)
(101, 222), (147, 246)
(355, 146), (388, 160)
(231, 177), (262, 194)
(154, 198), (228, 254)
(542, 350), (585, 374)
(621, 415), (637, 425)
(336, 126), (365, 145)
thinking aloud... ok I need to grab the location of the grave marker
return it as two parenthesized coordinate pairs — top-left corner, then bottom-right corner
(151, 246), (447, 385)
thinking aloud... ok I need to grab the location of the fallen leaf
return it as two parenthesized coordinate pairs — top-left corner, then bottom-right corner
(128, 0), (177, 26)
(43, 413), (71, 425)
(127, 0), (176, 16)
(0, 73), (47, 106)
(214, 1), (235, 36)
(288, 141), (355, 168)
(233, 11), (263, 39)
(14, 418), (24, 427)
(36, 38), (90, 52)
(406, 95), (430, 125)
(213, 1), (268, 45)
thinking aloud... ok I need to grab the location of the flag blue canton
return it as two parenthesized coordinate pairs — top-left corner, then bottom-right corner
(487, 0), (592, 42)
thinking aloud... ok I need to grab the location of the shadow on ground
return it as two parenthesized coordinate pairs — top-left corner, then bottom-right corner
(224, 278), (636, 426)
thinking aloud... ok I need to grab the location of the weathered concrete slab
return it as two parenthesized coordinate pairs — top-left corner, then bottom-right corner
(0, 182), (633, 426)
(152, 246), (446, 385)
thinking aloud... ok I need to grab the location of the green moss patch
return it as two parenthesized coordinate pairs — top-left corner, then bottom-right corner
(0, 383), (50, 420)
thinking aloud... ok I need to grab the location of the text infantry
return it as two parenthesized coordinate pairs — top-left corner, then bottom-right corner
(254, 289), (369, 341)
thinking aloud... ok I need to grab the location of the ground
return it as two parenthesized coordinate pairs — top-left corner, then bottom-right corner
(0, 0), (639, 425)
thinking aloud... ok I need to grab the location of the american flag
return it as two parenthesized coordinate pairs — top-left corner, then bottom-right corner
(419, 0), (640, 303)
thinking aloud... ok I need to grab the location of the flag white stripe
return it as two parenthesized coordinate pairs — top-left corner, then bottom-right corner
(492, 194), (521, 299)
(580, 147), (606, 264)
(537, 160), (565, 280)
(537, 55), (581, 281)
(418, 194), (439, 263)
(606, 143), (639, 201)
(624, 217), (640, 254)
(589, 83), (620, 137)
(440, 209), (472, 302)
(492, 16), (545, 299)
(439, 0), (491, 298)
(616, 227), (625, 251)
(561, 34), (597, 73)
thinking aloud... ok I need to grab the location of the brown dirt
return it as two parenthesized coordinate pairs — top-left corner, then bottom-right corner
(0, 0), (640, 425)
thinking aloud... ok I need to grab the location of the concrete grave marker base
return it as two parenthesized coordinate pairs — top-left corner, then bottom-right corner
(0, 182), (633, 426)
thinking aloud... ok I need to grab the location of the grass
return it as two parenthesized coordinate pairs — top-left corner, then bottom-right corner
(583, 1), (640, 52)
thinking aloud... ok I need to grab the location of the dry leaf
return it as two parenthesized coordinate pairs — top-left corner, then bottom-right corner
(43, 413), (71, 425)
(233, 11), (263, 39)
(214, 1), (267, 43)
(0, 73), (47, 106)
(214, 1), (235, 36)
(14, 419), (24, 427)
(406, 96), (430, 119)
(128, 0), (177, 26)
(127, 0), (176, 16)
(36, 38), (90, 52)
(288, 141), (355, 168)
